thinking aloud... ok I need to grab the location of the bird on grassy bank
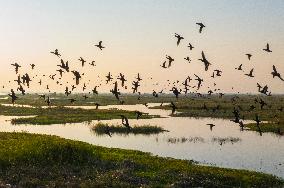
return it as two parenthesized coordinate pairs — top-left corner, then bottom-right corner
(104, 125), (112, 137)
(46, 96), (51, 106)
(254, 114), (262, 136)
(170, 102), (177, 114)
(135, 111), (143, 120)
(69, 98), (76, 104)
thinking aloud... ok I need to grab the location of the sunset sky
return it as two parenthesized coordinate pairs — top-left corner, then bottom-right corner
(0, 0), (283, 94)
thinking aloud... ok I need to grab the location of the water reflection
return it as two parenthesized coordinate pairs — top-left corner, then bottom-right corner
(0, 104), (283, 179)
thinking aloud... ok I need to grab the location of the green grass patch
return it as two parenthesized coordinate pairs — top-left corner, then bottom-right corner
(0, 132), (282, 187)
(92, 122), (168, 135)
(0, 105), (157, 125)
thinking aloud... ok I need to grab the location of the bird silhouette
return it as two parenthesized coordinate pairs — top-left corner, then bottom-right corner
(89, 61), (96, 66)
(50, 49), (61, 57)
(30, 64), (35, 69)
(95, 41), (105, 50)
(206, 123), (215, 131)
(132, 80), (140, 93)
(245, 68), (254, 77)
(271, 65), (284, 81)
(184, 56), (191, 63)
(8, 89), (18, 104)
(106, 72), (113, 84)
(46, 96), (51, 106)
(135, 111), (143, 120)
(11, 63), (21, 74)
(263, 43), (272, 52)
(174, 33), (184, 46)
(71, 71), (81, 85)
(194, 74), (204, 90)
(245, 54), (252, 60)
(78, 57), (86, 67)
(57, 59), (69, 72)
(254, 114), (262, 136)
(187, 43), (194, 50)
(92, 86), (98, 95)
(136, 73), (143, 81)
(65, 87), (71, 96)
(117, 73), (127, 87)
(235, 64), (243, 70)
(198, 51), (211, 71)
(69, 98), (76, 104)
(120, 115), (131, 130)
(110, 81), (121, 100)
(166, 55), (174, 67)
(56, 69), (64, 77)
(160, 61), (167, 68)
(170, 101), (177, 114)
(196, 22), (205, 33)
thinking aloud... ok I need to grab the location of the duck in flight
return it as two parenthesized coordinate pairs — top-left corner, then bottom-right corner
(8, 89), (18, 104)
(95, 41), (105, 50)
(30, 64), (35, 69)
(120, 115), (131, 131)
(196, 22), (205, 33)
(166, 55), (174, 67)
(57, 59), (69, 72)
(271, 65), (284, 81)
(71, 71), (81, 85)
(174, 33), (184, 46)
(11, 63), (21, 74)
(194, 74), (204, 90)
(106, 72), (113, 84)
(206, 123), (215, 131)
(187, 43), (194, 50)
(184, 56), (191, 63)
(170, 102), (177, 114)
(50, 49), (61, 57)
(198, 51), (211, 71)
(235, 64), (243, 71)
(245, 68), (254, 77)
(263, 43), (272, 53)
(160, 61), (167, 68)
(110, 81), (121, 100)
(117, 73), (127, 87)
(78, 57), (86, 67)
(245, 54), (252, 60)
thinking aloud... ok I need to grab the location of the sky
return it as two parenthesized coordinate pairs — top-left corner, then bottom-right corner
(0, 0), (284, 94)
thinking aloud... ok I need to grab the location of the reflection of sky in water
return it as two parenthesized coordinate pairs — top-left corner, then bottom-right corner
(0, 103), (283, 178)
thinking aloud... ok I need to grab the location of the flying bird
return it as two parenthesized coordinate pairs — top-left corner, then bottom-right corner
(196, 22), (205, 33)
(271, 65), (284, 81)
(174, 33), (184, 46)
(263, 43), (272, 53)
(95, 41), (105, 50)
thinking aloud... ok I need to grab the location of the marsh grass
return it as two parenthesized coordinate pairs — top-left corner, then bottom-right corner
(0, 132), (282, 187)
(0, 105), (157, 125)
(92, 123), (168, 135)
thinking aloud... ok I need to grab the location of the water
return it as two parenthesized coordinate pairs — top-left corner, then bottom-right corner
(0, 103), (283, 178)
